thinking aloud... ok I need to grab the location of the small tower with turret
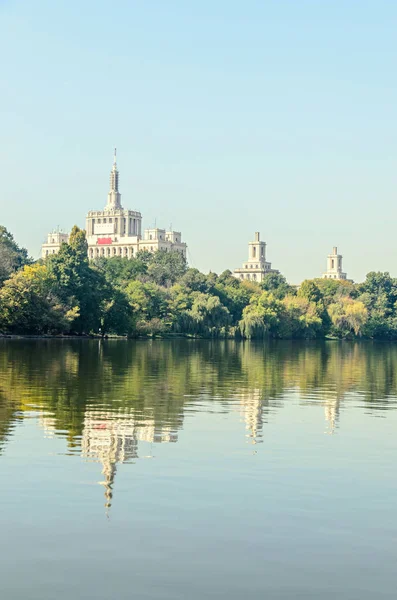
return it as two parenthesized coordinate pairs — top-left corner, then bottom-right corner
(322, 247), (347, 280)
(233, 232), (279, 282)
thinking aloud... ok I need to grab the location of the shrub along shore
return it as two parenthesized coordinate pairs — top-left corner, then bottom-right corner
(1, 224), (397, 339)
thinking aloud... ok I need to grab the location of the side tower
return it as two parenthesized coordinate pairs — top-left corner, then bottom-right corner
(322, 247), (347, 280)
(233, 232), (278, 282)
(41, 230), (69, 258)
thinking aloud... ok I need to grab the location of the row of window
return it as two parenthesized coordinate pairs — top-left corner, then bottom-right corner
(89, 246), (135, 258)
(245, 264), (260, 269)
(240, 273), (257, 280)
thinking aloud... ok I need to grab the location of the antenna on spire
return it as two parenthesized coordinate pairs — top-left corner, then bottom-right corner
(113, 147), (117, 165)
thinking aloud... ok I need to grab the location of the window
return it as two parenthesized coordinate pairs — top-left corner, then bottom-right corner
(149, 234), (152, 240)
(90, 249), (93, 258)
(107, 248), (110, 256)
(101, 248), (105, 256)
(252, 247), (256, 258)
(150, 246), (153, 251)
(119, 247), (122, 255)
(46, 250), (48, 256)
(331, 259), (334, 269)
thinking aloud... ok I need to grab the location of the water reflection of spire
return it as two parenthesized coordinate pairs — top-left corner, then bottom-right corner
(324, 396), (341, 434)
(237, 389), (264, 444)
(81, 407), (178, 512)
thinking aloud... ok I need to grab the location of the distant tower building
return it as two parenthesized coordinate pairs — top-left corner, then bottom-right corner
(85, 149), (143, 259)
(42, 149), (187, 261)
(233, 232), (279, 282)
(322, 247), (348, 280)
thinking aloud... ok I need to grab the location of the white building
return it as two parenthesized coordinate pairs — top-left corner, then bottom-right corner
(322, 247), (349, 280)
(233, 232), (279, 282)
(41, 231), (69, 259)
(42, 150), (187, 260)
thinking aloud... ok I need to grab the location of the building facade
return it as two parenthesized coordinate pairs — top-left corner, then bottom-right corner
(42, 150), (187, 260)
(233, 232), (279, 282)
(322, 247), (348, 280)
(41, 231), (69, 259)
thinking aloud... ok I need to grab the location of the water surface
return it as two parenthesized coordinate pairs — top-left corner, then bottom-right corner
(0, 339), (397, 599)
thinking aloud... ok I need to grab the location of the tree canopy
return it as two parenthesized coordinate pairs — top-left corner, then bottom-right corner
(1, 224), (397, 340)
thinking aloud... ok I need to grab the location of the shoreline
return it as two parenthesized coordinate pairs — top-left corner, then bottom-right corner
(0, 333), (392, 343)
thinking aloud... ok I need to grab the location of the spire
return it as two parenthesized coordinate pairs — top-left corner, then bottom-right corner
(106, 148), (122, 210)
(109, 149), (119, 192)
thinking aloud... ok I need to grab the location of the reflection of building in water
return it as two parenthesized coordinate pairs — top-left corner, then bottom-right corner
(39, 414), (57, 438)
(81, 407), (178, 512)
(324, 396), (341, 434)
(236, 390), (264, 444)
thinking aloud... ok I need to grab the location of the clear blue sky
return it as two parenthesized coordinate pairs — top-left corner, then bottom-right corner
(1, 0), (397, 282)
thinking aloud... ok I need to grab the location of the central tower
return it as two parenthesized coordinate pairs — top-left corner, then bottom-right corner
(232, 232), (278, 282)
(106, 148), (122, 211)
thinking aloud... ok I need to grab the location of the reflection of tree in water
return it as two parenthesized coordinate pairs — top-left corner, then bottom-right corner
(1, 339), (397, 506)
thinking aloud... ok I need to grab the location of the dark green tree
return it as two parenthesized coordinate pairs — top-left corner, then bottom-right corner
(261, 272), (295, 299)
(0, 225), (31, 285)
(48, 226), (109, 334)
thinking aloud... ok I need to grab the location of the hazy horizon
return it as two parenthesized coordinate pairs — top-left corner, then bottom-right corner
(2, 1), (397, 283)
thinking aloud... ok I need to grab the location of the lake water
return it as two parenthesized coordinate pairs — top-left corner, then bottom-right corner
(0, 339), (397, 599)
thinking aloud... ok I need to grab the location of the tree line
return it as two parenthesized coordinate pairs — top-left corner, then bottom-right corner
(1, 224), (397, 339)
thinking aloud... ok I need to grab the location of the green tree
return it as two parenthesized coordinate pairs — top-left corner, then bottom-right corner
(357, 272), (397, 339)
(186, 293), (231, 336)
(328, 297), (368, 337)
(93, 256), (148, 287)
(48, 226), (109, 334)
(125, 280), (169, 334)
(239, 291), (282, 338)
(261, 272), (295, 299)
(147, 250), (187, 287)
(278, 295), (323, 339)
(100, 289), (134, 336)
(0, 264), (77, 334)
(180, 268), (209, 293)
(0, 225), (31, 285)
